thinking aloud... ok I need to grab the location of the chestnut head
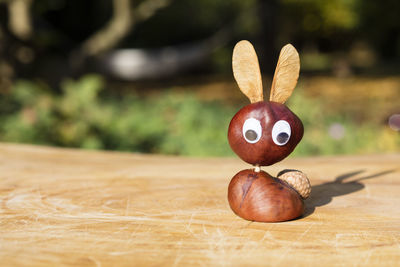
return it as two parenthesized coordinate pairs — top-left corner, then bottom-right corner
(229, 40), (302, 166)
(228, 101), (303, 166)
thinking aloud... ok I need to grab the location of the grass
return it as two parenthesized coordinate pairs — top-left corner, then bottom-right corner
(0, 74), (398, 157)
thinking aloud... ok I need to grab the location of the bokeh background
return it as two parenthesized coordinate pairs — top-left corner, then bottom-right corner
(0, 0), (399, 157)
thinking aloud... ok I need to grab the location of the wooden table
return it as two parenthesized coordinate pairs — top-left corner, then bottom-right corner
(1, 143), (399, 266)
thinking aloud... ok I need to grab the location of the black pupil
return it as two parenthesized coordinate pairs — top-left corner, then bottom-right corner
(277, 132), (289, 144)
(245, 130), (258, 141)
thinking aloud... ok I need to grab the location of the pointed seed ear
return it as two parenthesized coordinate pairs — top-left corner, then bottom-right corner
(232, 40), (264, 103)
(270, 44), (300, 104)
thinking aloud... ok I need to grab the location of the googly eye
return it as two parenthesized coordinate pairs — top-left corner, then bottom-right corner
(242, 118), (262, 143)
(272, 120), (291, 146)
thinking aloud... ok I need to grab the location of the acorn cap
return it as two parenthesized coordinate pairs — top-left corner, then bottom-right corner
(278, 170), (311, 199)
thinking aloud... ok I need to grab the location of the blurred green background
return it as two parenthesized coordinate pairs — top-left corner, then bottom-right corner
(0, 0), (399, 157)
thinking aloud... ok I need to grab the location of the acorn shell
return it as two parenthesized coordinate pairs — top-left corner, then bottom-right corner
(278, 170), (311, 199)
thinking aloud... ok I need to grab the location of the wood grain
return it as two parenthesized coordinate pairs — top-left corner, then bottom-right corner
(0, 143), (399, 266)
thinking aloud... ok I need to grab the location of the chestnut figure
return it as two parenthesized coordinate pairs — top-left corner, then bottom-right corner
(227, 40), (311, 222)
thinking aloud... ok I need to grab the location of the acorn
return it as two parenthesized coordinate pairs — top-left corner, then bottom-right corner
(278, 170), (311, 199)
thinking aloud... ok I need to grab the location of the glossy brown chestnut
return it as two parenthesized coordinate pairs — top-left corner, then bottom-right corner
(228, 101), (303, 166)
(228, 169), (304, 222)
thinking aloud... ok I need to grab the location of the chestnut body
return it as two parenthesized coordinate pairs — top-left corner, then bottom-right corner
(228, 101), (303, 166)
(228, 169), (304, 222)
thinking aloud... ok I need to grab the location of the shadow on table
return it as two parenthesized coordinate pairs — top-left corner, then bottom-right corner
(303, 169), (396, 217)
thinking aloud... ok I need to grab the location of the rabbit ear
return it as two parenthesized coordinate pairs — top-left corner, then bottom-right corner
(269, 44), (300, 104)
(232, 40), (264, 103)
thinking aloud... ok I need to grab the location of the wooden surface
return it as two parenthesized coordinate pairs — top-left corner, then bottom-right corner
(1, 143), (399, 266)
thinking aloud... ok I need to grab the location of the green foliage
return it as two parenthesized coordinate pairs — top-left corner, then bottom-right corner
(288, 87), (400, 156)
(282, 0), (360, 32)
(358, 0), (400, 58)
(0, 75), (236, 156)
(1, 75), (398, 156)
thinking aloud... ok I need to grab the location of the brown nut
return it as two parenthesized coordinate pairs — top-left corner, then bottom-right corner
(228, 101), (303, 166)
(228, 169), (304, 222)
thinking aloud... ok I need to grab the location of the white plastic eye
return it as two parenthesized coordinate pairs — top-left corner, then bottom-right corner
(242, 118), (262, 143)
(272, 120), (291, 146)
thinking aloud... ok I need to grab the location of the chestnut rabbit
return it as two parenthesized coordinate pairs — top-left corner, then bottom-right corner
(227, 40), (311, 222)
